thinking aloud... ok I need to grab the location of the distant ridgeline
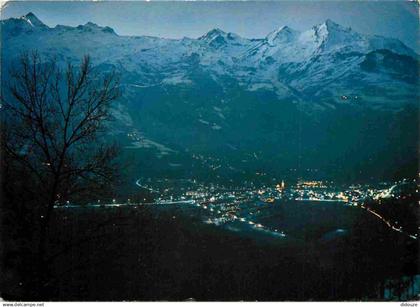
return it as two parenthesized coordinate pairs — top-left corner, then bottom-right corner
(2, 13), (419, 182)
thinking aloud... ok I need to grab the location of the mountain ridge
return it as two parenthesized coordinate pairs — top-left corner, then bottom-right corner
(2, 13), (418, 111)
(1, 13), (419, 181)
(2, 13), (416, 56)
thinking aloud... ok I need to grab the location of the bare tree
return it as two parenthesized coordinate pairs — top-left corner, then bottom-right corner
(1, 52), (121, 261)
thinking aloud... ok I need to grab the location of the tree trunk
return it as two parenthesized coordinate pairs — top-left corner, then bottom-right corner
(34, 200), (54, 299)
(36, 175), (58, 298)
(38, 197), (55, 259)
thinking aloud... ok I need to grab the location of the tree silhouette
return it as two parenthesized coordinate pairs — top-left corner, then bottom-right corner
(1, 52), (121, 264)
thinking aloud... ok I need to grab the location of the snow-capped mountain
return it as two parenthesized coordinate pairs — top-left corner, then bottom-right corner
(1, 13), (418, 180)
(2, 13), (417, 108)
(2, 13), (418, 117)
(1, 13), (417, 94)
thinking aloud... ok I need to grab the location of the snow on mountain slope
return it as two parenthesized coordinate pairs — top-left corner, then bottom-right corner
(1, 13), (418, 178)
(20, 12), (47, 28)
(1, 13), (418, 110)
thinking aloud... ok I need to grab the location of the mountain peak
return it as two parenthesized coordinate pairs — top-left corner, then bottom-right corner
(20, 12), (47, 28)
(309, 19), (356, 47)
(199, 28), (245, 48)
(76, 21), (116, 34)
(266, 25), (299, 45)
(24, 12), (36, 18)
(315, 19), (351, 34)
(200, 28), (227, 40)
(85, 21), (98, 26)
(324, 19), (340, 29)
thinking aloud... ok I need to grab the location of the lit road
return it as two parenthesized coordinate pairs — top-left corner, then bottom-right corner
(135, 179), (159, 193)
(296, 198), (346, 202)
(360, 204), (417, 240)
(54, 199), (196, 209)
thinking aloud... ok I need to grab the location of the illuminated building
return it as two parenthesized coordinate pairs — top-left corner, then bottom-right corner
(276, 180), (285, 192)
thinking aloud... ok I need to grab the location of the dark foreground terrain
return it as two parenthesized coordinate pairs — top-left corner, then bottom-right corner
(2, 201), (418, 301)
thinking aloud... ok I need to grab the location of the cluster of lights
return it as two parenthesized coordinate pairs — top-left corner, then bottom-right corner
(53, 176), (418, 241)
